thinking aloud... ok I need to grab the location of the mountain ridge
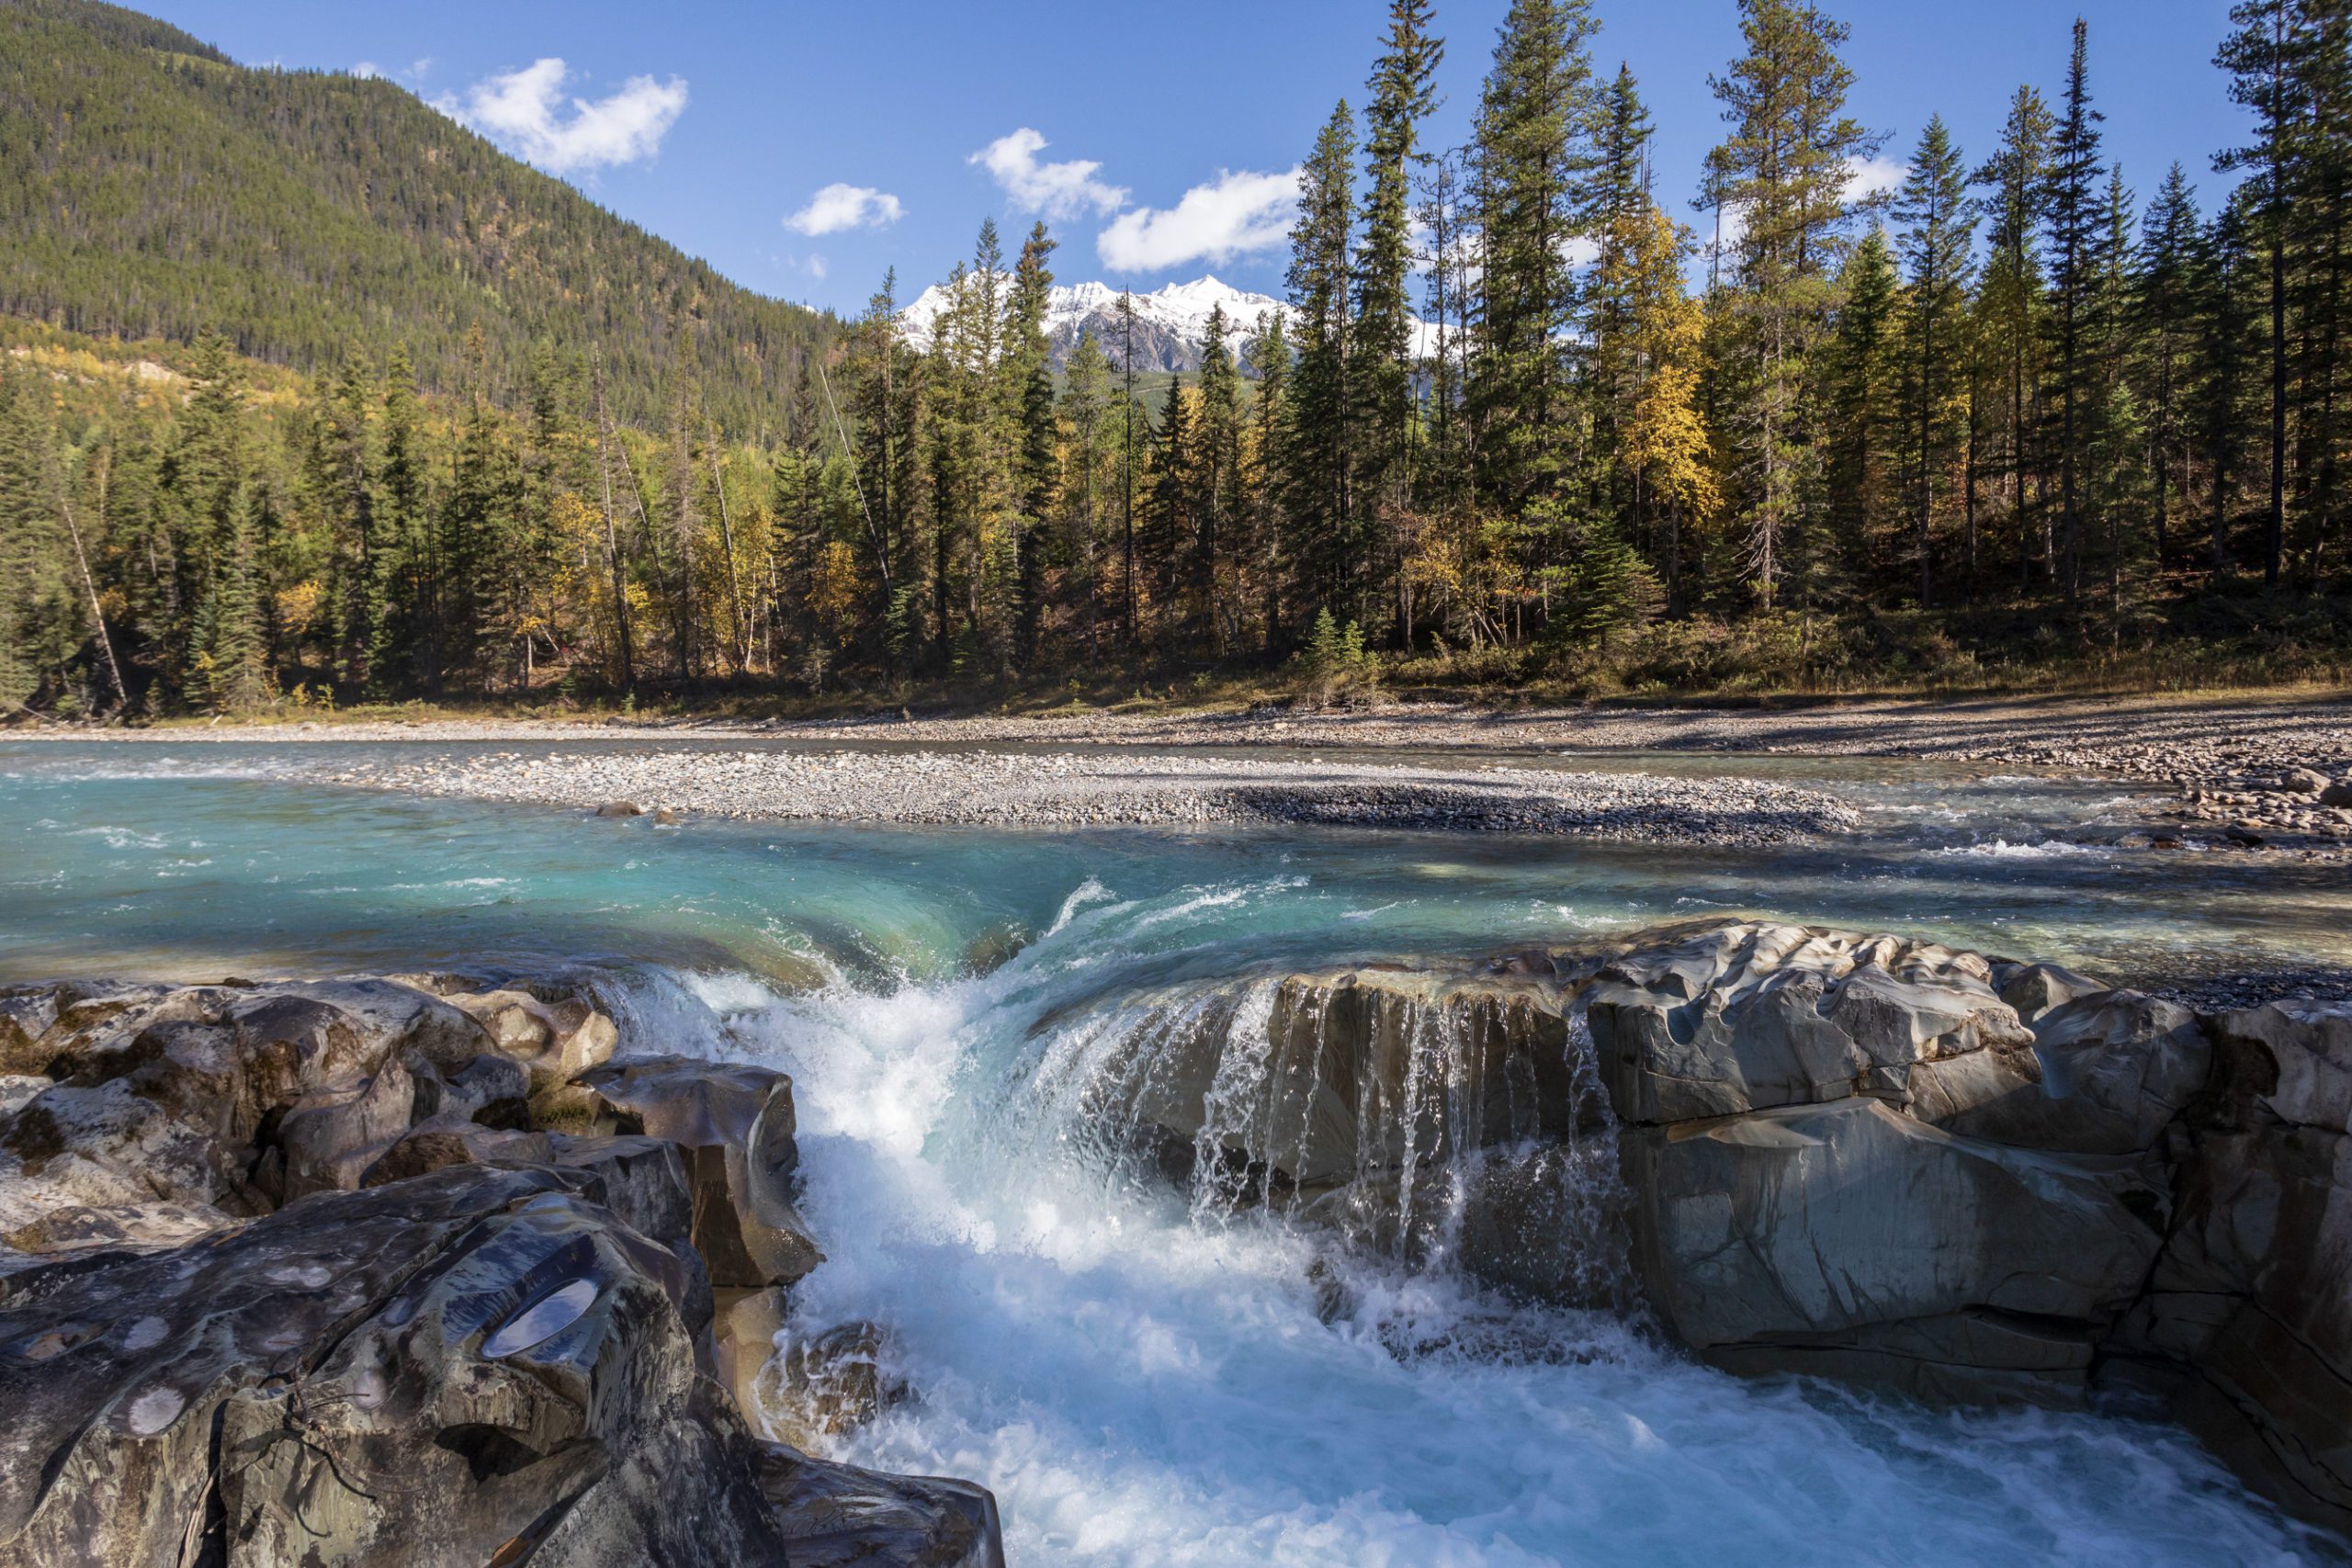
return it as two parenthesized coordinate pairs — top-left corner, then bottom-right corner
(0, 0), (834, 435)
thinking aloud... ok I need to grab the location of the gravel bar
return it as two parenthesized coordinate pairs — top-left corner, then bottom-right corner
(315, 748), (1862, 845)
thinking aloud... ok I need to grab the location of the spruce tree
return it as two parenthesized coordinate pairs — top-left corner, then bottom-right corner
(1284, 102), (1361, 626)
(1974, 86), (2054, 584)
(1894, 116), (1978, 606)
(2044, 17), (2106, 606)
(2214, 0), (2310, 588)
(1193, 305), (1244, 651)
(2134, 165), (2204, 562)
(1702, 0), (1882, 605)
(1355, 0), (1444, 586)
(1469, 0), (1599, 513)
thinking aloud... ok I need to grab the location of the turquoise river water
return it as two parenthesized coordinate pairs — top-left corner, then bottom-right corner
(4, 739), (2349, 1565)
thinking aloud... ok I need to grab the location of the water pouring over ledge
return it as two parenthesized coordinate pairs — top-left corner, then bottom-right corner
(4, 746), (2347, 1563)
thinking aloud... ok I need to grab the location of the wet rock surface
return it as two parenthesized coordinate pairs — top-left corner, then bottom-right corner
(0, 974), (1002, 1566)
(1091, 918), (2352, 1538)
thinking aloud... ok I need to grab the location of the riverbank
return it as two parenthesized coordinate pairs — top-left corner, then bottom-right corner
(17, 689), (2349, 846)
(15, 688), (2346, 771)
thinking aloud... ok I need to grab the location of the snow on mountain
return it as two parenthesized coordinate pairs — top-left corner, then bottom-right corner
(898, 275), (1437, 373)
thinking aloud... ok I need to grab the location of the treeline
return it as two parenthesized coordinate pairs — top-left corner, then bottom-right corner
(1, 0), (2347, 716)
(815, 0), (2352, 683)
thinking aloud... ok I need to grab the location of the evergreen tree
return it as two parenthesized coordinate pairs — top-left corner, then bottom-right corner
(1469, 0), (1599, 513)
(2214, 0), (2310, 588)
(1702, 0), (1883, 604)
(1825, 227), (1903, 577)
(1894, 115), (1978, 605)
(1355, 0), (1444, 595)
(2134, 165), (2204, 562)
(1974, 86), (2055, 584)
(1284, 102), (1361, 627)
(2044, 17), (2106, 605)
(1193, 305), (1244, 650)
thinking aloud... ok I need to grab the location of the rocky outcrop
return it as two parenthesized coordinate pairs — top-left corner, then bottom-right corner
(1085, 919), (2352, 1536)
(2113, 998), (2352, 1536)
(0, 974), (1002, 1566)
(572, 1056), (823, 1289)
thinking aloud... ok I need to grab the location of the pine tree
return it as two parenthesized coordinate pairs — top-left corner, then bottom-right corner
(2134, 165), (2204, 563)
(1008, 222), (1059, 660)
(1355, 0), (1444, 592)
(1974, 86), (2055, 585)
(1469, 0), (1599, 513)
(1702, 0), (1883, 605)
(2044, 17), (2106, 606)
(1894, 115), (1978, 606)
(1247, 310), (1295, 649)
(2214, 0), (2310, 588)
(2196, 200), (2262, 571)
(1060, 331), (1114, 658)
(0, 369), (68, 708)
(1193, 304), (1244, 651)
(1584, 64), (1659, 518)
(1284, 101), (1361, 627)
(1826, 227), (1903, 578)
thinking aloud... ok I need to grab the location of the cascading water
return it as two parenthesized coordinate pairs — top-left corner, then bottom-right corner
(6, 748), (2343, 1564)
(598, 891), (2330, 1566)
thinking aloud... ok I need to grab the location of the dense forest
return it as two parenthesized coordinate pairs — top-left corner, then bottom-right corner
(0, 0), (2347, 719)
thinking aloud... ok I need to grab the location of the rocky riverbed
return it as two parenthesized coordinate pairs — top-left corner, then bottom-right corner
(21, 689), (2352, 845)
(308, 747), (1867, 845)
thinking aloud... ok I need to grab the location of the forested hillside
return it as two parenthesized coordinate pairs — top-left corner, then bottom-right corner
(0, 0), (834, 437)
(0, 0), (2346, 723)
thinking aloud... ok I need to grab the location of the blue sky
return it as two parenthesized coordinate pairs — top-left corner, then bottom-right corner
(145, 0), (2256, 318)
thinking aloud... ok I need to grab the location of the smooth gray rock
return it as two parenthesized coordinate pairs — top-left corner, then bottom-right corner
(1623, 1098), (2164, 1404)
(1923, 990), (2211, 1155)
(757, 1445), (1005, 1568)
(2135, 999), (2352, 1535)
(574, 1057), (823, 1288)
(1587, 922), (2034, 1122)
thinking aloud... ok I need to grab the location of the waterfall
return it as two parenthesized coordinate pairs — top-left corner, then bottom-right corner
(1018, 965), (1636, 1315)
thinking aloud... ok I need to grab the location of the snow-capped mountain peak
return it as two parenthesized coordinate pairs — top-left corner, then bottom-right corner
(897, 275), (1287, 372)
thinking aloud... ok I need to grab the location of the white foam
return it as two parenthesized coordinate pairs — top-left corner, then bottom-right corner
(606, 873), (2323, 1566)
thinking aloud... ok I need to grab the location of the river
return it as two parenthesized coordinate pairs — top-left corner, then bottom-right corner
(4, 739), (2346, 1564)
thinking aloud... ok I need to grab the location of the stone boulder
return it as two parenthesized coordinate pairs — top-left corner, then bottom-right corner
(0, 980), (514, 1265)
(1623, 1097), (2165, 1404)
(1918, 990), (2211, 1156)
(757, 1446), (1005, 1568)
(573, 1056), (823, 1289)
(2126, 998), (2352, 1535)
(1108, 967), (1591, 1200)
(0, 1157), (1000, 1566)
(429, 986), (618, 1100)
(1585, 922), (2035, 1124)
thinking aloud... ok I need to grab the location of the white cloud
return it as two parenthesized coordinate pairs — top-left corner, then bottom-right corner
(785, 183), (905, 236)
(1702, 155), (1907, 257)
(436, 58), (686, 174)
(1097, 167), (1301, 273)
(353, 61), (382, 79)
(970, 129), (1128, 220)
(1843, 153), (1908, 206)
(1562, 235), (1601, 269)
(805, 254), (829, 281)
